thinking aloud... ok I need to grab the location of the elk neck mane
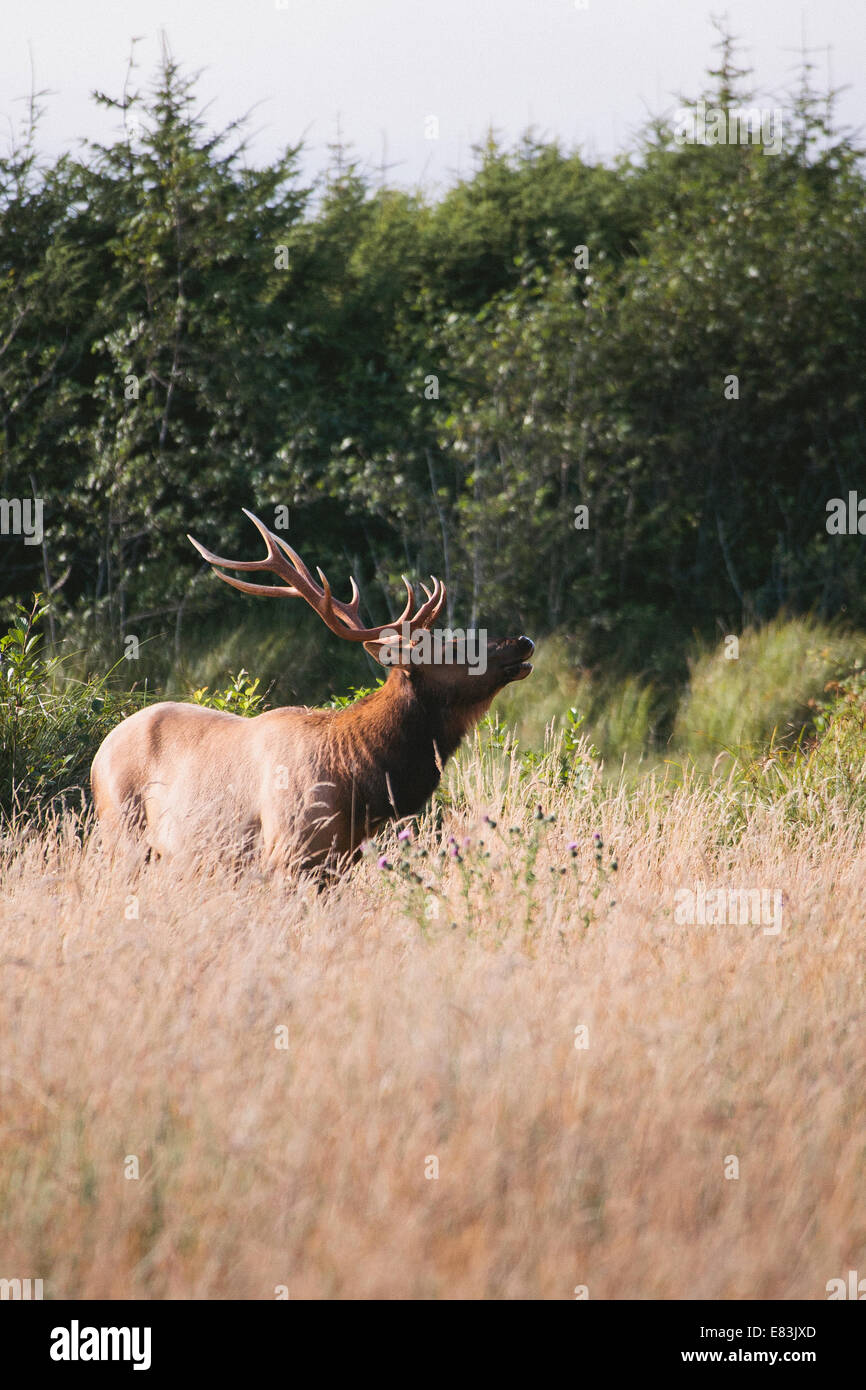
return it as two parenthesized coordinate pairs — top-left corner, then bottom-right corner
(319, 668), (494, 820)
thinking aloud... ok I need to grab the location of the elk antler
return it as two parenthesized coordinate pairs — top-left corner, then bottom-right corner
(188, 509), (446, 646)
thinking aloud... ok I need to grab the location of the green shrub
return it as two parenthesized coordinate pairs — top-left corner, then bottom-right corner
(323, 682), (383, 710)
(0, 596), (146, 822)
(190, 668), (266, 716)
(794, 667), (866, 802)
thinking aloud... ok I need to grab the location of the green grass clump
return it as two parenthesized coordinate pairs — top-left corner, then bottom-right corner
(672, 616), (862, 764)
(495, 634), (660, 768)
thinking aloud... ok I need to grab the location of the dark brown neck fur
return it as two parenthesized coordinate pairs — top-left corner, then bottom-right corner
(321, 669), (492, 825)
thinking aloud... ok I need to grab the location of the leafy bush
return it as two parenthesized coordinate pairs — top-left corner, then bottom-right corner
(701, 665), (866, 842)
(809, 669), (866, 780)
(190, 668), (266, 716)
(324, 682), (383, 710)
(0, 596), (146, 822)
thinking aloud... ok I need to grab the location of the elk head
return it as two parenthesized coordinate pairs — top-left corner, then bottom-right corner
(188, 509), (534, 727)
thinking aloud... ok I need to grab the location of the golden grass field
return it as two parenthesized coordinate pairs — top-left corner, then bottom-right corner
(1, 736), (864, 1300)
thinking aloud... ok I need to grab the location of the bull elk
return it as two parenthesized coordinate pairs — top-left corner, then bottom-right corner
(91, 510), (533, 874)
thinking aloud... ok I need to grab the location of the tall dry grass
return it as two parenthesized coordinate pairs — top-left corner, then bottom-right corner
(1, 741), (864, 1299)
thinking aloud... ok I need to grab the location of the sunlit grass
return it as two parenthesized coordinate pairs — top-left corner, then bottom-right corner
(1, 735), (864, 1298)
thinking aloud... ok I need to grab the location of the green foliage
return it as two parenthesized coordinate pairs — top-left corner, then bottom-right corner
(0, 596), (145, 821)
(441, 708), (601, 815)
(672, 616), (859, 761)
(190, 668), (265, 716)
(3, 25), (866, 761)
(323, 682), (383, 710)
(494, 636), (659, 767)
(717, 669), (866, 833)
(2, 42), (312, 651)
(796, 667), (866, 797)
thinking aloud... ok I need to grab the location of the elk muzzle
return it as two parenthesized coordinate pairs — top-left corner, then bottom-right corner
(494, 635), (534, 683)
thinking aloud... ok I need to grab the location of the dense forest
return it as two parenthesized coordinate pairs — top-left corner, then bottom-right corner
(2, 28), (865, 701)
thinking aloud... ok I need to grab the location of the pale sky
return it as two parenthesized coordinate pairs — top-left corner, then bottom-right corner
(2, 0), (864, 189)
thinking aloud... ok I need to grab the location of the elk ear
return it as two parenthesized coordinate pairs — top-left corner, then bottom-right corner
(363, 633), (411, 668)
